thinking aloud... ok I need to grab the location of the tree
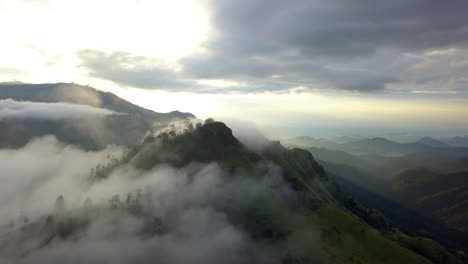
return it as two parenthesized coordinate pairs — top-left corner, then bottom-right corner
(54, 195), (65, 214)
(110, 194), (121, 209)
(204, 117), (214, 124)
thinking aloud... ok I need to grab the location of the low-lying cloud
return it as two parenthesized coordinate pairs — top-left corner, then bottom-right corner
(0, 136), (123, 220)
(0, 99), (118, 120)
(0, 135), (293, 263)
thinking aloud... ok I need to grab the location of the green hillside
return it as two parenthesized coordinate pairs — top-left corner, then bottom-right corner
(391, 168), (468, 232)
(86, 120), (460, 263)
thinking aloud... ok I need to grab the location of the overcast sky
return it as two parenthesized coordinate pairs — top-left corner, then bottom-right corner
(1, 0), (468, 138)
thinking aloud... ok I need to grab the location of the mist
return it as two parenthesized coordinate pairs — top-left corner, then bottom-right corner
(0, 99), (118, 121)
(0, 136), (123, 223)
(0, 132), (292, 264)
(222, 118), (272, 153)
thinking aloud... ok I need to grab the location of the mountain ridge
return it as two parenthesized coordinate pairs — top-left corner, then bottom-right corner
(0, 83), (195, 150)
(83, 120), (461, 263)
(0, 82), (195, 122)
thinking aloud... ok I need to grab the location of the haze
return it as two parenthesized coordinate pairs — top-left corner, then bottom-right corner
(1, 0), (468, 138)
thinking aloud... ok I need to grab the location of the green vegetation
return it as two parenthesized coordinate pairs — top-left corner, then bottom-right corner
(5, 120), (463, 263)
(391, 168), (468, 232)
(117, 120), (460, 263)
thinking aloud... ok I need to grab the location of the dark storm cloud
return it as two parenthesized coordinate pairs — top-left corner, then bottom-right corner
(208, 0), (468, 58)
(78, 0), (468, 93)
(182, 0), (468, 92)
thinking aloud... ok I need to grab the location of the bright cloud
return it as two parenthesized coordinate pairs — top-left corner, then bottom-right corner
(0, 99), (118, 120)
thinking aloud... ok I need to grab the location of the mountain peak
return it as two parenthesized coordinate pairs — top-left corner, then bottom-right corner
(130, 120), (261, 170)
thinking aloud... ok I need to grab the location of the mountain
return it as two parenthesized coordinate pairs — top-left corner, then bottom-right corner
(282, 136), (342, 150)
(448, 136), (468, 147)
(339, 137), (432, 156)
(307, 146), (428, 180)
(0, 83), (195, 149)
(320, 160), (468, 256)
(287, 135), (468, 157)
(0, 82), (194, 122)
(306, 145), (468, 229)
(440, 157), (468, 171)
(304, 143), (468, 260)
(390, 168), (468, 232)
(417, 137), (449, 148)
(1, 120), (462, 263)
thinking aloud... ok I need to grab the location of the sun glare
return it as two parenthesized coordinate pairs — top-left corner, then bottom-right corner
(0, 0), (210, 83)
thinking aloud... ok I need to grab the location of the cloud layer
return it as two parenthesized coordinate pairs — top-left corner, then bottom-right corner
(0, 135), (292, 263)
(0, 136), (122, 221)
(76, 0), (468, 94)
(0, 99), (118, 120)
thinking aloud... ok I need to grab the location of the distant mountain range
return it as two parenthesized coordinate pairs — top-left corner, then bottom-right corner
(417, 137), (450, 148)
(284, 135), (468, 156)
(448, 136), (468, 147)
(295, 134), (468, 257)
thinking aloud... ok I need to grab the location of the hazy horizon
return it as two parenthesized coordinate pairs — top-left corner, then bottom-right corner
(1, 0), (468, 140)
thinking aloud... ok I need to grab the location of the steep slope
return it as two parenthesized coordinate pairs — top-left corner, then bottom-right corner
(322, 161), (468, 257)
(305, 145), (468, 260)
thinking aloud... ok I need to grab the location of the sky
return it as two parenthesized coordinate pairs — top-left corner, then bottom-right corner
(1, 0), (468, 139)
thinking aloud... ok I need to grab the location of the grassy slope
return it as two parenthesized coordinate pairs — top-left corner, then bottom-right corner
(264, 144), (458, 264)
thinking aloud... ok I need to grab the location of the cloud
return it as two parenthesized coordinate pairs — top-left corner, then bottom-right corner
(209, 0), (468, 58)
(0, 134), (296, 263)
(76, 0), (468, 94)
(222, 118), (272, 153)
(0, 99), (118, 120)
(0, 136), (123, 221)
(77, 49), (198, 91)
(0, 67), (26, 75)
(181, 0), (468, 92)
